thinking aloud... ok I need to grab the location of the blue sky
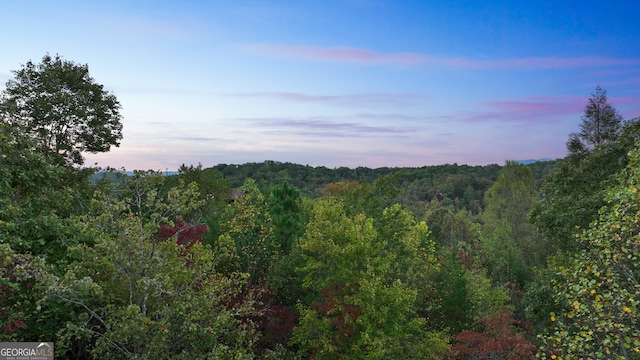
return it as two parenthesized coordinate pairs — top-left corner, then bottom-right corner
(2, 0), (639, 170)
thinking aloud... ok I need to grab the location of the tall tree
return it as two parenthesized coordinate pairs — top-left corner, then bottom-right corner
(0, 123), (93, 262)
(480, 161), (545, 285)
(567, 85), (623, 157)
(531, 90), (638, 253)
(539, 148), (640, 359)
(223, 179), (277, 284)
(0, 54), (122, 165)
(292, 199), (448, 359)
(40, 173), (259, 359)
(269, 182), (306, 255)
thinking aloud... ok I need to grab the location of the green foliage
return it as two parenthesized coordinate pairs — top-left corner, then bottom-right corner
(0, 54), (122, 166)
(0, 124), (96, 262)
(481, 221), (531, 285)
(427, 249), (474, 333)
(211, 160), (554, 215)
(538, 148), (640, 359)
(41, 176), (257, 359)
(532, 91), (640, 254)
(166, 164), (231, 244)
(481, 161), (547, 285)
(466, 267), (512, 320)
(0, 243), (48, 342)
(423, 203), (480, 250)
(223, 178), (278, 284)
(523, 254), (569, 333)
(567, 86), (623, 154)
(292, 198), (449, 359)
(269, 182), (306, 254)
(531, 142), (629, 253)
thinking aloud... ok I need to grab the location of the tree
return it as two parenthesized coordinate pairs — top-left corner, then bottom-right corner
(480, 161), (546, 285)
(567, 86), (623, 157)
(41, 173), (258, 359)
(166, 164), (231, 245)
(292, 198), (449, 359)
(269, 181), (306, 255)
(0, 54), (122, 165)
(539, 148), (640, 359)
(423, 203), (480, 250)
(531, 94), (639, 253)
(531, 142), (629, 253)
(222, 179), (277, 284)
(449, 308), (536, 360)
(0, 124), (94, 262)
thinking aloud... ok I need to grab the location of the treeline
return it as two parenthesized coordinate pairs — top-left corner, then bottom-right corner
(211, 160), (556, 215)
(2, 55), (640, 359)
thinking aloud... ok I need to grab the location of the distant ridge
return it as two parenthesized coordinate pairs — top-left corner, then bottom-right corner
(90, 170), (180, 183)
(517, 158), (553, 165)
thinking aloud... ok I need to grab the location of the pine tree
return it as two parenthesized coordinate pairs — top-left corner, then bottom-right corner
(567, 86), (623, 156)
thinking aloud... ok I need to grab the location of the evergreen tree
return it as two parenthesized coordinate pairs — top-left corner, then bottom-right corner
(567, 86), (623, 157)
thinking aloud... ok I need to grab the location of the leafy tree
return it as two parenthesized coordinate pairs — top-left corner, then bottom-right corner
(0, 54), (122, 165)
(428, 249), (474, 333)
(480, 161), (545, 285)
(449, 308), (536, 360)
(530, 142), (629, 252)
(266, 183), (311, 308)
(292, 198), (448, 359)
(0, 124), (94, 262)
(269, 181), (306, 255)
(322, 175), (401, 220)
(539, 148), (640, 359)
(0, 244), (49, 342)
(423, 203), (480, 251)
(567, 86), (623, 156)
(465, 266), (512, 320)
(167, 164), (231, 245)
(422, 247), (511, 335)
(534, 89), (640, 253)
(41, 174), (258, 359)
(222, 178), (277, 284)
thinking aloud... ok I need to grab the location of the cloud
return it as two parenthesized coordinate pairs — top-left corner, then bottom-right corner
(240, 117), (413, 137)
(600, 77), (640, 88)
(173, 136), (223, 142)
(461, 97), (586, 124)
(229, 92), (426, 107)
(241, 44), (639, 69)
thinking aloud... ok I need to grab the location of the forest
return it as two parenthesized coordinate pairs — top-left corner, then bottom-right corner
(1, 55), (639, 359)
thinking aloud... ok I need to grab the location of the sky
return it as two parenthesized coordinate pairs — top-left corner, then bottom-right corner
(2, 0), (639, 170)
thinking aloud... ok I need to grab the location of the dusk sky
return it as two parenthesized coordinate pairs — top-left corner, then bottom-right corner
(2, 1), (639, 170)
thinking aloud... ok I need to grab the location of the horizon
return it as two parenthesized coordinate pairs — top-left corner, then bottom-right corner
(2, 1), (639, 171)
(90, 157), (555, 174)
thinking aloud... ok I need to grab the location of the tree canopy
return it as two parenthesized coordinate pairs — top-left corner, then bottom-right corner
(5, 55), (640, 359)
(0, 54), (122, 165)
(567, 85), (623, 157)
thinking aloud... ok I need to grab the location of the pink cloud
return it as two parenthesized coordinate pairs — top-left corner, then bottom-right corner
(463, 98), (586, 124)
(600, 77), (640, 87)
(242, 44), (426, 65)
(241, 44), (639, 69)
(470, 95), (639, 125)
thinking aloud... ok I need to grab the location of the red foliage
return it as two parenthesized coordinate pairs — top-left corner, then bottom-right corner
(156, 216), (209, 249)
(448, 308), (536, 360)
(0, 255), (36, 335)
(311, 283), (360, 345)
(227, 284), (299, 352)
(3, 320), (27, 334)
(457, 248), (473, 270)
